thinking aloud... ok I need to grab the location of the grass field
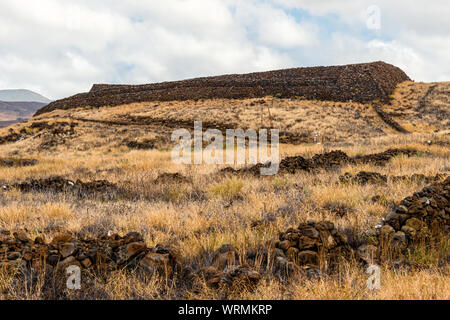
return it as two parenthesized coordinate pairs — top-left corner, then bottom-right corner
(0, 82), (448, 300)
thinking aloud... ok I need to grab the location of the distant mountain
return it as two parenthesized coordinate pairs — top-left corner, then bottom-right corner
(0, 89), (51, 104)
(0, 89), (51, 128)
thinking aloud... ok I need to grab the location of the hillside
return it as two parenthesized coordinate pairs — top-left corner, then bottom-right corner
(0, 101), (47, 128)
(0, 64), (448, 300)
(0, 90), (50, 128)
(0, 80), (447, 156)
(0, 89), (51, 104)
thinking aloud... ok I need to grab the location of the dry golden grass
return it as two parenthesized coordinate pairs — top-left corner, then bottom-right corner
(384, 81), (450, 132)
(1, 81), (448, 158)
(0, 81), (449, 300)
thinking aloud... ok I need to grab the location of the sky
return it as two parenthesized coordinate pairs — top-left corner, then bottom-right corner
(0, 0), (449, 100)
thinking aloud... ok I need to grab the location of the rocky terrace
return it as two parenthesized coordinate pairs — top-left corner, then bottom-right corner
(35, 61), (410, 115)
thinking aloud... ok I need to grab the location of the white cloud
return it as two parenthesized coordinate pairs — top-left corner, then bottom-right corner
(231, 1), (318, 48)
(0, 0), (448, 99)
(1, 0), (315, 99)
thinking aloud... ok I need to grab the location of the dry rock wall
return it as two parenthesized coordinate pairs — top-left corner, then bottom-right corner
(35, 61), (410, 116)
(221, 148), (418, 175)
(278, 176), (449, 271)
(357, 176), (449, 265)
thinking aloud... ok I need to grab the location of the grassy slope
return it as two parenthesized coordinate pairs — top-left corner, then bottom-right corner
(0, 81), (448, 299)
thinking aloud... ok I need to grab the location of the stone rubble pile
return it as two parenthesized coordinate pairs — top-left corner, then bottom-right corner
(340, 171), (388, 185)
(358, 176), (449, 264)
(277, 177), (449, 270)
(0, 158), (38, 167)
(0, 231), (261, 291)
(222, 148), (418, 175)
(35, 62), (410, 116)
(0, 129), (23, 145)
(0, 230), (180, 278)
(352, 148), (418, 166)
(1, 173), (448, 290)
(30, 121), (77, 136)
(195, 244), (261, 289)
(309, 150), (351, 168)
(274, 221), (353, 273)
(339, 171), (446, 185)
(1, 176), (123, 198)
(1, 177), (447, 290)
(154, 172), (191, 184)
